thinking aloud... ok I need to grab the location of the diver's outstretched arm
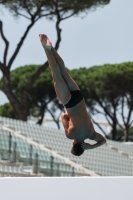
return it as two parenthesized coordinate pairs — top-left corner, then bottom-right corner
(81, 132), (106, 150)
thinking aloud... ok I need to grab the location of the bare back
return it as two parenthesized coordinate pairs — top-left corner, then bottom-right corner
(65, 98), (95, 141)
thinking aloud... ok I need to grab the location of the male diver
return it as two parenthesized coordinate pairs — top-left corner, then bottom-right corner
(39, 34), (106, 156)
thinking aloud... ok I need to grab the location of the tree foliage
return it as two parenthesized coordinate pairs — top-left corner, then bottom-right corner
(0, 61), (133, 141)
(0, 0), (110, 20)
(60, 62), (133, 141)
(77, 62), (133, 141)
(0, 64), (65, 128)
(0, 102), (15, 118)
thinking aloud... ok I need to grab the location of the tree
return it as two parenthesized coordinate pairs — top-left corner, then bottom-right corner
(0, 102), (15, 118)
(0, 0), (110, 121)
(76, 62), (133, 141)
(108, 127), (133, 142)
(0, 61), (132, 141)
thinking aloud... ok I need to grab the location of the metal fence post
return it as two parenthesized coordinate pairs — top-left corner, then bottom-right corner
(72, 167), (75, 177)
(12, 142), (17, 163)
(29, 144), (33, 165)
(33, 153), (39, 175)
(56, 163), (60, 177)
(50, 155), (54, 177)
(8, 132), (12, 154)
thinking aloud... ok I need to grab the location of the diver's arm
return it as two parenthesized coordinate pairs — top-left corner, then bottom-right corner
(81, 132), (106, 150)
(82, 140), (106, 150)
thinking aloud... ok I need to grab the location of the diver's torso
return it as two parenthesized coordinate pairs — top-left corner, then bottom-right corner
(66, 98), (95, 140)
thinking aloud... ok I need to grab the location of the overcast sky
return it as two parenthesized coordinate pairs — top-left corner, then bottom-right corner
(0, 0), (133, 130)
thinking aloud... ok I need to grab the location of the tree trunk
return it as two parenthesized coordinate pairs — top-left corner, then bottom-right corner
(112, 121), (117, 140)
(17, 109), (27, 121)
(36, 108), (45, 125)
(55, 120), (60, 130)
(3, 71), (27, 121)
(123, 129), (129, 142)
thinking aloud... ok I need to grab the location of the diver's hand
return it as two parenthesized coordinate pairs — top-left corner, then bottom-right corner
(81, 142), (92, 150)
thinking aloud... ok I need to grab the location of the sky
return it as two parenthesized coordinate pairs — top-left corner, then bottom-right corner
(0, 0), (133, 131)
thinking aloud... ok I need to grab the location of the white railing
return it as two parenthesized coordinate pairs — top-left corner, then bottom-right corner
(0, 123), (100, 177)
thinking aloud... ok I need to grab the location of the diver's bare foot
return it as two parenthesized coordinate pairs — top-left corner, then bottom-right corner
(39, 34), (52, 50)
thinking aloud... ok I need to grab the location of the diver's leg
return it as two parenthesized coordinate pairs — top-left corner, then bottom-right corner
(51, 47), (80, 91)
(39, 34), (71, 105)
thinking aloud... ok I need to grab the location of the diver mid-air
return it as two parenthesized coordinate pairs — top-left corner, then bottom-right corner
(39, 34), (106, 156)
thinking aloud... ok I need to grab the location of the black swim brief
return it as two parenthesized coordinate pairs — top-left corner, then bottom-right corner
(64, 90), (84, 108)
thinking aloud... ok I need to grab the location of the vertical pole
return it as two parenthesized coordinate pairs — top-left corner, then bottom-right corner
(29, 144), (33, 165)
(50, 155), (54, 177)
(56, 163), (60, 177)
(72, 167), (75, 177)
(8, 132), (12, 154)
(8, 132), (12, 162)
(34, 153), (39, 175)
(13, 142), (17, 163)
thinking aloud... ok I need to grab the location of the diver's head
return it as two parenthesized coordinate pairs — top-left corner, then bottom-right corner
(71, 140), (84, 156)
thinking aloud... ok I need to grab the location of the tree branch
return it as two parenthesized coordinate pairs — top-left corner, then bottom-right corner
(93, 107), (106, 115)
(30, 96), (53, 124)
(121, 96), (126, 125)
(0, 61), (5, 73)
(13, 11), (31, 20)
(7, 8), (60, 71)
(125, 93), (130, 102)
(117, 123), (124, 130)
(0, 20), (9, 66)
(46, 106), (61, 129)
(7, 20), (36, 70)
(129, 119), (133, 127)
(20, 0), (33, 17)
(104, 114), (112, 127)
(31, 96), (41, 109)
(54, 6), (62, 50)
(36, 106), (45, 125)
(61, 12), (75, 20)
(21, 61), (49, 106)
(88, 113), (108, 137)
(95, 94), (114, 120)
(127, 102), (133, 125)
(31, 95), (53, 109)
(57, 110), (62, 120)
(35, 8), (72, 22)
(35, 11), (55, 21)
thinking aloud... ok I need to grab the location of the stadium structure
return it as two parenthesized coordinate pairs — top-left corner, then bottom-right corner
(0, 116), (133, 177)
